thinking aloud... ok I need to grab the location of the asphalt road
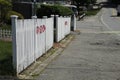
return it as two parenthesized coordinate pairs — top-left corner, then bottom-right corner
(37, 7), (120, 80)
(101, 8), (120, 31)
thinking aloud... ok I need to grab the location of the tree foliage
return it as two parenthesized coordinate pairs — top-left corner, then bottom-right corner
(0, 0), (24, 25)
(0, 0), (12, 23)
(5, 11), (24, 24)
(109, 0), (120, 4)
(72, 0), (97, 5)
(37, 4), (73, 18)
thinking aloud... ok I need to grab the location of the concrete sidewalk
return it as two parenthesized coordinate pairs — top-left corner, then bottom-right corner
(37, 11), (120, 80)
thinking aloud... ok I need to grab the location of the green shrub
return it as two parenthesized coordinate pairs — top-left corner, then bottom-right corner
(85, 9), (100, 16)
(37, 4), (73, 18)
(5, 10), (24, 24)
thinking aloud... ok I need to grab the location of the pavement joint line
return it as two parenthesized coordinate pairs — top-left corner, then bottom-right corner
(100, 9), (120, 36)
(101, 9), (112, 31)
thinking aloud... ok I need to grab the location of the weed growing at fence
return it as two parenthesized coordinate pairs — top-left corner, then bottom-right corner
(0, 40), (15, 75)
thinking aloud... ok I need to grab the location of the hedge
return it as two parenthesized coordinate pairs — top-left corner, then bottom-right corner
(37, 4), (73, 18)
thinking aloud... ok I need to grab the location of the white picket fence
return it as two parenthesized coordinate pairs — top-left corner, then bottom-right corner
(0, 29), (12, 39)
(11, 15), (54, 74)
(11, 15), (76, 74)
(55, 16), (71, 42)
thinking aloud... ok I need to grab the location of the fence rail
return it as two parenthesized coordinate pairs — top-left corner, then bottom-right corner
(0, 29), (12, 40)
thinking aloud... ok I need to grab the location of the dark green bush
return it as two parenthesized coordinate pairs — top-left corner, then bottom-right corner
(37, 4), (73, 18)
(0, 0), (12, 22)
(5, 11), (24, 24)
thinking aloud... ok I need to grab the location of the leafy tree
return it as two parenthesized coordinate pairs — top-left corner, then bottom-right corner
(0, 0), (12, 23)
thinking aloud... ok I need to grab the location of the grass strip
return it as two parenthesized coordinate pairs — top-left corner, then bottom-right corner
(0, 40), (15, 75)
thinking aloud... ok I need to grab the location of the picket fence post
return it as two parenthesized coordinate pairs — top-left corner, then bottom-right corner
(11, 15), (18, 74)
(71, 14), (76, 31)
(43, 16), (47, 52)
(51, 15), (54, 42)
(54, 15), (59, 42)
